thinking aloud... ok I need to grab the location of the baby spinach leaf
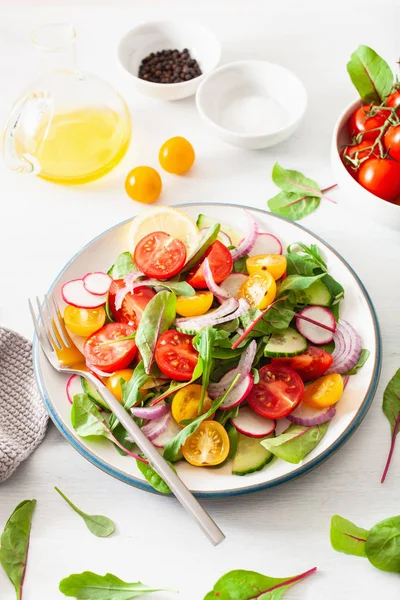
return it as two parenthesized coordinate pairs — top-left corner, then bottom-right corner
(182, 223), (220, 272)
(345, 349), (370, 375)
(112, 422), (137, 455)
(0, 499), (36, 600)
(108, 252), (137, 279)
(216, 318), (240, 334)
(278, 273), (325, 296)
(135, 291), (176, 374)
(261, 422), (329, 464)
(59, 571), (170, 599)
(381, 369), (400, 483)
(54, 487), (115, 538)
(203, 566), (317, 599)
(193, 326), (219, 413)
(136, 460), (173, 494)
(347, 45), (393, 103)
(365, 516), (400, 572)
(330, 515), (369, 558)
(212, 347), (243, 359)
(233, 254), (249, 274)
(152, 280), (195, 297)
(272, 163), (322, 197)
(269, 190), (320, 221)
(163, 375), (239, 462)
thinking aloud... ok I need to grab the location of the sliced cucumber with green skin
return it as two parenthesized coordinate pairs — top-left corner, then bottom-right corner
(196, 214), (242, 247)
(322, 274), (344, 304)
(232, 433), (274, 476)
(81, 377), (110, 411)
(304, 280), (333, 307)
(264, 327), (307, 357)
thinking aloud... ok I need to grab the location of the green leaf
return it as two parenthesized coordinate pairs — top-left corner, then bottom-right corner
(286, 242), (327, 275)
(153, 280), (195, 297)
(330, 515), (369, 558)
(278, 273), (325, 296)
(233, 254), (249, 274)
(216, 318), (240, 334)
(272, 163), (322, 196)
(193, 326), (218, 413)
(0, 499), (36, 600)
(136, 460), (172, 494)
(109, 361), (150, 430)
(135, 291), (176, 374)
(203, 567), (317, 600)
(111, 422), (137, 455)
(163, 375), (240, 462)
(71, 394), (112, 440)
(261, 423), (329, 464)
(182, 223), (220, 272)
(212, 347), (243, 359)
(54, 487), (115, 538)
(365, 516), (400, 572)
(381, 369), (400, 483)
(344, 349), (370, 375)
(268, 191), (320, 222)
(108, 252), (137, 279)
(322, 274), (344, 304)
(216, 405), (239, 427)
(59, 571), (170, 599)
(149, 359), (204, 405)
(347, 45), (393, 103)
(105, 294), (115, 323)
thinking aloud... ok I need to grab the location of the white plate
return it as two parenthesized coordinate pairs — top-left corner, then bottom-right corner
(33, 203), (381, 497)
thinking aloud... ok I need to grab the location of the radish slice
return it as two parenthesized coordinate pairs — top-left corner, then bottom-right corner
(230, 212), (259, 261)
(62, 279), (107, 308)
(200, 227), (232, 247)
(152, 418), (182, 448)
(219, 373), (254, 409)
(326, 320), (362, 374)
(141, 411), (171, 442)
(83, 272), (112, 296)
(131, 403), (170, 420)
(249, 233), (282, 256)
(231, 406), (275, 438)
(296, 306), (336, 345)
(203, 258), (230, 302)
(208, 340), (257, 399)
(220, 273), (247, 298)
(66, 374), (83, 405)
(287, 403), (336, 427)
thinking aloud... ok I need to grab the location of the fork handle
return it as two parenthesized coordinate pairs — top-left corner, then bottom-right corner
(84, 373), (225, 546)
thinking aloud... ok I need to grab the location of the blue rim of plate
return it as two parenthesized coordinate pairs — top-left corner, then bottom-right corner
(33, 203), (382, 498)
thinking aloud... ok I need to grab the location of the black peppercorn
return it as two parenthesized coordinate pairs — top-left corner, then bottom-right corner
(138, 48), (202, 84)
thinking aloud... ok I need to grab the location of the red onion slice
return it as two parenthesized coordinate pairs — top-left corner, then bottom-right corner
(230, 212), (259, 261)
(326, 320), (362, 374)
(86, 362), (115, 378)
(131, 403), (170, 420)
(208, 340), (257, 398)
(203, 258), (231, 302)
(175, 297), (239, 330)
(114, 271), (145, 310)
(141, 411), (171, 441)
(287, 403), (336, 427)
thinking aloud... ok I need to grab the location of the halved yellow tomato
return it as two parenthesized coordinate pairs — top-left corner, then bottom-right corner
(238, 271), (276, 309)
(106, 369), (134, 402)
(303, 373), (344, 408)
(182, 421), (230, 466)
(64, 305), (106, 337)
(176, 291), (213, 317)
(172, 384), (213, 426)
(246, 254), (287, 280)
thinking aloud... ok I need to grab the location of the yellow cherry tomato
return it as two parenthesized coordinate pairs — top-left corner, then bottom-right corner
(106, 369), (134, 402)
(125, 166), (162, 204)
(182, 421), (230, 466)
(159, 136), (195, 174)
(172, 384), (213, 426)
(64, 305), (106, 337)
(176, 291), (214, 317)
(303, 373), (344, 408)
(238, 271), (276, 309)
(246, 254), (287, 281)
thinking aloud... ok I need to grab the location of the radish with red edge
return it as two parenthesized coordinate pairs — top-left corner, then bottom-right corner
(152, 418), (182, 448)
(220, 273), (247, 298)
(231, 406), (275, 438)
(66, 374), (83, 405)
(296, 306), (336, 345)
(200, 227), (232, 247)
(218, 372), (254, 410)
(83, 272), (112, 296)
(62, 279), (107, 308)
(287, 403), (336, 427)
(249, 233), (282, 256)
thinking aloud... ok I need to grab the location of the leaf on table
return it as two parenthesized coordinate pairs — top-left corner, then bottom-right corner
(0, 499), (36, 600)
(365, 516), (400, 573)
(268, 191), (321, 221)
(347, 45), (393, 103)
(261, 423), (329, 464)
(59, 571), (171, 599)
(54, 487), (115, 538)
(330, 515), (369, 558)
(381, 369), (400, 483)
(108, 252), (137, 279)
(272, 163), (322, 197)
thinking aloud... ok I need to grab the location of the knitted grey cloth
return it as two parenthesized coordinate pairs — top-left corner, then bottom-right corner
(0, 327), (48, 482)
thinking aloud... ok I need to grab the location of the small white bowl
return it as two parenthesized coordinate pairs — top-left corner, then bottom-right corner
(117, 21), (221, 101)
(195, 60), (307, 150)
(331, 99), (400, 230)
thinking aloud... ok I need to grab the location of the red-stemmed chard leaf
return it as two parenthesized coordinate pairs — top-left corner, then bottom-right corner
(381, 369), (400, 483)
(232, 296), (289, 350)
(330, 515), (369, 558)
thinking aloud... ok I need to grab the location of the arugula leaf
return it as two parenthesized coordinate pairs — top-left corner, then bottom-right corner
(240, 304), (294, 338)
(345, 349), (370, 375)
(381, 369), (400, 483)
(135, 291), (176, 374)
(136, 460), (172, 494)
(330, 515), (369, 558)
(108, 251), (137, 279)
(109, 361), (150, 430)
(193, 327), (219, 413)
(365, 516), (400, 572)
(54, 487), (114, 538)
(278, 273), (325, 295)
(152, 280), (195, 297)
(347, 45), (393, 103)
(0, 499), (36, 600)
(163, 375), (239, 462)
(216, 405), (239, 427)
(59, 571), (170, 599)
(149, 360), (204, 406)
(182, 223), (220, 272)
(233, 254), (249, 274)
(286, 242), (327, 275)
(261, 423), (329, 464)
(203, 567), (317, 599)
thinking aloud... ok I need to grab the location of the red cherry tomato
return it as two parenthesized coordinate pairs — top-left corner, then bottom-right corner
(358, 158), (400, 202)
(387, 91), (400, 110)
(270, 346), (333, 382)
(187, 240), (233, 289)
(341, 140), (378, 178)
(155, 330), (199, 381)
(247, 364), (304, 419)
(134, 231), (186, 280)
(348, 104), (387, 141)
(384, 125), (400, 161)
(84, 323), (137, 373)
(108, 280), (155, 327)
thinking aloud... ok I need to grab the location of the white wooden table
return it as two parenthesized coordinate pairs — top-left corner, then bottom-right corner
(1, 1), (400, 598)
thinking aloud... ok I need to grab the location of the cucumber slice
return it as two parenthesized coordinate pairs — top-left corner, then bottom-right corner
(264, 327), (307, 357)
(196, 214), (242, 246)
(304, 280), (333, 306)
(321, 274), (344, 304)
(81, 377), (110, 411)
(232, 432), (274, 476)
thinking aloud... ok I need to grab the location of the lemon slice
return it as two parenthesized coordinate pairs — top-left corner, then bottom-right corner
(128, 207), (199, 257)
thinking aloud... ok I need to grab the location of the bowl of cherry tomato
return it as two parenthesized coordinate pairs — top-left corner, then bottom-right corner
(331, 92), (400, 230)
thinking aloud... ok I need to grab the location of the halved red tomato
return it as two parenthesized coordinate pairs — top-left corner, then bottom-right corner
(134, 231), (186, 280)
(270, 346), (333, 382)
(108, 280), (155, 327)
(84, 323), (137, 373)
(247, 364), (304, 419)
(186, 240), (233, 289)
(155, 330), (199, 381)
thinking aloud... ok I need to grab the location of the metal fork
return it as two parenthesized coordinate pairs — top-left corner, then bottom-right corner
(30, 295), (225, 546)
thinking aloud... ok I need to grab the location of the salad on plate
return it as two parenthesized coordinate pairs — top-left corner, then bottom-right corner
(62, 206), (369, 488)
